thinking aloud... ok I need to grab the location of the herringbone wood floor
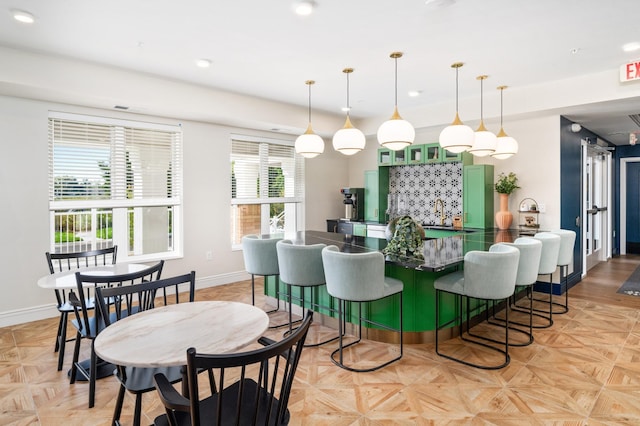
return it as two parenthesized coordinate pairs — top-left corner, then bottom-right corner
(3, 255), (640, 425)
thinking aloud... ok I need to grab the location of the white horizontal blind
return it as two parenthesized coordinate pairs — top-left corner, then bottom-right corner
(49, 118), (182, 202)
(231, 138), (304, 202)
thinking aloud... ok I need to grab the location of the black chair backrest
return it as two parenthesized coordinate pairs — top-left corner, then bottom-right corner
(72, 260), (164, 336)
(46, 246), (118, 306)
(158, 310), (313, 426)
(94, 271), (196, 327)
(46, 246), (118, 273)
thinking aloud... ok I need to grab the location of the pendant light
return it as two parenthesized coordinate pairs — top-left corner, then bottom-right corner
(377, 52), (415, 151)
(439, 62), (474, 153)
(468, 75), (497, 157)
(295, 80), (325, 158)
(332, 68), (366, 155)
(491, 85), (519, 160)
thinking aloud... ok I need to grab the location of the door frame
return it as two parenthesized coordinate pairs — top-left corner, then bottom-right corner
(620, 157), (640, 255)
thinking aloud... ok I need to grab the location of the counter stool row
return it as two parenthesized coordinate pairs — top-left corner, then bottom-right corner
(241, 234), (404, 372)
(434, 229), (576, 369)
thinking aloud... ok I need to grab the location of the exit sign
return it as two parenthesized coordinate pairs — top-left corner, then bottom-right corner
(620, 60), (640, 82)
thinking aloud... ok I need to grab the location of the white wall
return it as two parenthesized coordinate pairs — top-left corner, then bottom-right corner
(0, 95), (345, 326)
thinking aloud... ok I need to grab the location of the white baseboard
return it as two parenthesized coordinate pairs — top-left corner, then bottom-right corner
(0, 271), (251, 328)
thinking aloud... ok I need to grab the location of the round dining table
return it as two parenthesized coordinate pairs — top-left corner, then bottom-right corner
(38, 263), (151, 290)
(94, 301), (270, 368)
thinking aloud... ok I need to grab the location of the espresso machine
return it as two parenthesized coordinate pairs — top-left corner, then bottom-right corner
(340, 187), (364, 221)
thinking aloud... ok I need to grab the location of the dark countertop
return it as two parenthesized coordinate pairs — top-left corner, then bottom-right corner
(266, 228), (532, 273)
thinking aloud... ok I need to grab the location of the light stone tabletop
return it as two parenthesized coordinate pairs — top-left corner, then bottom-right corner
(37, 263), (150, 289)
(94, 301), (270, 368)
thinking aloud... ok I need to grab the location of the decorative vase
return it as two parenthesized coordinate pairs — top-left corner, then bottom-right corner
(495, 193), (513, 230)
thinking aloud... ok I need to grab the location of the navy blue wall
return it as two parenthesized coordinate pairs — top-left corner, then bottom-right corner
(614, 144), (640, 254)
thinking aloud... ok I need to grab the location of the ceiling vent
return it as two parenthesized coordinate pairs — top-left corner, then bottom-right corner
(629, 114), (640, 128)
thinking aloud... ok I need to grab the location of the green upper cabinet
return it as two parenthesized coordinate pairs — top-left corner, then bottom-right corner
(391, 148), (407, 165)
(378, 144), (472, 166)
(442, 148), (473, 165)
(364, 168), (389, 223)
(407, 145), (424, 164)
(378, 149), (392, 166)
(463, 164), (494, 229)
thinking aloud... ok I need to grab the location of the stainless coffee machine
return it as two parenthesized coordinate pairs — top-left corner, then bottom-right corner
(340, 187), (364, 221)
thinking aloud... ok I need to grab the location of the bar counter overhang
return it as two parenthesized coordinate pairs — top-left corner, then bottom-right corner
(262, 229), (530, 344)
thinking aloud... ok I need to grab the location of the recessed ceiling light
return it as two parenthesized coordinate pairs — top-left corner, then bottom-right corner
(11, 9), (35, 24)
(623, 42), (640, 52)
(408, 90), (422, 97)
(292, 0), (316, 16)
(196, 59), (212, 68)
(341, 106), (351, 112)
(570, 47), (581, 54)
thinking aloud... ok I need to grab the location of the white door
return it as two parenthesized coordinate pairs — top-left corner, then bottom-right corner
(582, 142), (612, 273)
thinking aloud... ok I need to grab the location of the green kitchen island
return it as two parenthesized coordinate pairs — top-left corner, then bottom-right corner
(263, 228), (524, 343)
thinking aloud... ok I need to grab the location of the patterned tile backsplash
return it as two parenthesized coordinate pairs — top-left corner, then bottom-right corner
(388, 162), (463, 226)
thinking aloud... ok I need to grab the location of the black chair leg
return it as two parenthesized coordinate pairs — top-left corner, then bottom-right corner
(89, 347), (97, 408)
(69, 332), (82, 384)
(133, 394), (142, 426)
(57, 312), (68, 371)
(54, 313), (64, 353)
(112, 383), (126, 426)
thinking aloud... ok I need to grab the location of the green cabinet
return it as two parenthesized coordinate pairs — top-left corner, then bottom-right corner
(364, 169), (389, 223)
(353, 223), (367, 237)
(463, 165), (494, 228)
(378, 144), (472, 167)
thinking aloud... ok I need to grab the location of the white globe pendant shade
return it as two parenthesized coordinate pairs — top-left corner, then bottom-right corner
(439, 113), (475, 153)
(469, 122), (497, 157)
(333, 115), (366, 156)
(295, 124), (324, 158)
(491, 128), (519, 159)
(377, 107), (415, 151)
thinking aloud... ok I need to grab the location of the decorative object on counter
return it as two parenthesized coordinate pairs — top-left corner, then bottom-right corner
(518, 197), (540, 235)
(385, 192), (408, 221)
(439, 62), (474, 154)
(491, 86), (519, 160)
(332, 68), (366, 155)
(383, 215), (425, 260)
(377, 52), (415, 151)
(494, 172), (519, 230)
(468, 75), (497, 157)
(452, 216), (462, 230)
(295, 80), (324, 158)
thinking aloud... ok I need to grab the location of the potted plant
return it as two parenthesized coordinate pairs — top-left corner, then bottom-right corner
(494, 172), (519, 230)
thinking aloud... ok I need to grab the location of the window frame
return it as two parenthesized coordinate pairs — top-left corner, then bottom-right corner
(47, 111), (183, 261)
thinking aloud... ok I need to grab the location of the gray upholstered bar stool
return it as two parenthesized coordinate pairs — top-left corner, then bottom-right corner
(321, 245), (403, 372)
(529, 232), (562, 328)
(550, 229), (577, 314)
(241, 235), (286, 328)
(493, 237), (542, 346)
(276, 240), (340, 346)
(434, 244), (520, 369)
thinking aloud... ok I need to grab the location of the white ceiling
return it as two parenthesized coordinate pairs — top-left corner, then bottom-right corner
(1, 0), (640, 144)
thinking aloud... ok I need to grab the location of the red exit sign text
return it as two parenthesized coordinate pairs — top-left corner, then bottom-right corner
(620, 60), (640, 82)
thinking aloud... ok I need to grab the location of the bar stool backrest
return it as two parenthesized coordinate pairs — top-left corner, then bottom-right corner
(462, 244), (519, 300)
(321, 245), (386, 302)
(276, 240), (326, 287)
(551, 229), (576, 267)
(500, 237), (543, 286)
(533, 232), (561, 275)
(241, 235), (281, 276)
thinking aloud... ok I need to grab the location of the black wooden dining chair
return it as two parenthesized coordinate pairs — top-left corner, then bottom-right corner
(45, 246), (118, 371)
(153, 310), (313, 426)
(95, 271), (196, 426)
(69, 260), (164, 409)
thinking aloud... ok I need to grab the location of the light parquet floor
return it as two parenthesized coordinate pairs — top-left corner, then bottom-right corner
(3, 255), (640, 425)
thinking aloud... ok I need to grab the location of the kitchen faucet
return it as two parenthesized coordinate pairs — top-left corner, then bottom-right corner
(434, 198), (446, 226)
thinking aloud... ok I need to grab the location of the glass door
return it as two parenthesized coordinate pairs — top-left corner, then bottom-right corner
(583, 142), (611, 273)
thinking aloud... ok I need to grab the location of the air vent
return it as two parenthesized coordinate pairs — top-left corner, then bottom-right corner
(629, 114), (640, 127)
